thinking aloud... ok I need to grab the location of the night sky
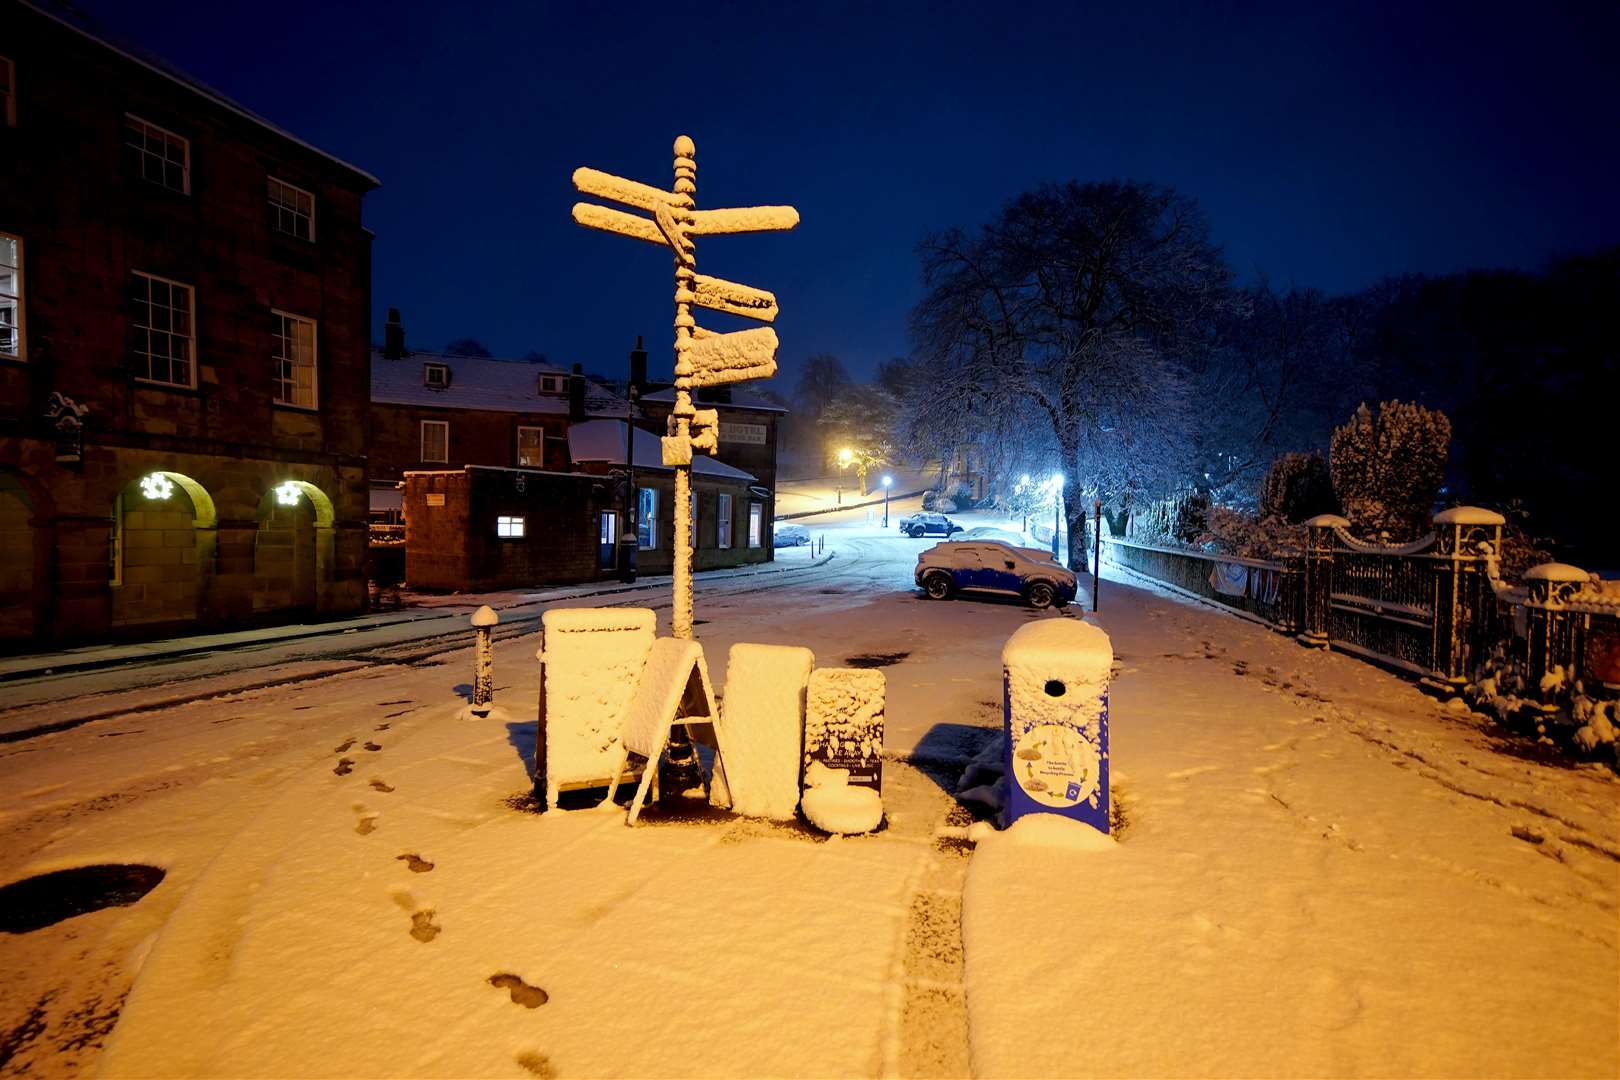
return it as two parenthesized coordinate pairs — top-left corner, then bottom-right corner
(82, 1), (1620, 382)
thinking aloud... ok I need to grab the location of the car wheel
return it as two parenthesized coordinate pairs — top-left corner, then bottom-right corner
(907, 526), (922, 538)
(1026, 581), (1055, 609)
(923, 572), (954, 600)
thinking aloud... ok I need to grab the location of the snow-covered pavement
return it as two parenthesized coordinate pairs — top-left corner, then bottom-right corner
(1, 520), (1615, 1077)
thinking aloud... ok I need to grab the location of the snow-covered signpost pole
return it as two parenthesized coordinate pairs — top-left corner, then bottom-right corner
(572, 136), (799, 639)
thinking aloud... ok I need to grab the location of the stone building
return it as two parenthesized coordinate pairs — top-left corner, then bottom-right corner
(0, 1), (378, 644)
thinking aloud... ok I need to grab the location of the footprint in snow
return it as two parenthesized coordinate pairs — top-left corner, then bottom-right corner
(410, 910), (441, 942)
(354, 805), (379, 835)
(370, 779), (395, 793)
(488, 973), (549, 1008)
(397, 853), (434, 873)
(333, 758), (355, 776)
(363, 742), (382, 752)
(334, 738), (355, 753)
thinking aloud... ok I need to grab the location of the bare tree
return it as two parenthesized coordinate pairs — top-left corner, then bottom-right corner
(910, 181), (1235, 569)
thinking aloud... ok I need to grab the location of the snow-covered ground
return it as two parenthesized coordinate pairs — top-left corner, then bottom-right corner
(0, 519), (1614, 1078)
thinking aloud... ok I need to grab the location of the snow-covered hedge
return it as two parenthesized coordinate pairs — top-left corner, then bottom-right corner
(1329, 400), (1451, 541)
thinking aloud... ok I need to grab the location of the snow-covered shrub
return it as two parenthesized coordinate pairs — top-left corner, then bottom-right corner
(1195, 505), (1302, 559)
(1131, 491), (1208, 545)
(1329, 400), (1451, 540)
(1258, 452), (1337, 524)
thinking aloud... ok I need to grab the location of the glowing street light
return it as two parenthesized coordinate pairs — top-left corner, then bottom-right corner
(139, 473), (174, 500)
(881, 474), (893, 528)
(275, 481), (302, 507)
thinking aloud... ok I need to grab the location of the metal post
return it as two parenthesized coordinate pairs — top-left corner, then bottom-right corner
(471, 604), (498, 712)
(1092, 500), (1102, 612)
(1053, 493), (1061, 561)
(621, 383), (638, 583)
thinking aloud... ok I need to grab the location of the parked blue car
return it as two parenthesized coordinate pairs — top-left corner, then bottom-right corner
(914, 541), (1078, 609)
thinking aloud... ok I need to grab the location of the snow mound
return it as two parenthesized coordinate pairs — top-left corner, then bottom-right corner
(997, 812), (1116, 851)
(800, 761), (883, 834)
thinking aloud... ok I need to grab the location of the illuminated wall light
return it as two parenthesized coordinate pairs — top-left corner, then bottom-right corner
(275, 481), (302, 506)
(139, 473), (174, 500)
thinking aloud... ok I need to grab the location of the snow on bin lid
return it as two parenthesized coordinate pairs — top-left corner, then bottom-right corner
(1524, 562), (1591, 583)
(541, 607), (656, 634)
(1002, 619), (1112, 678)
(1432, 506), (1506, 526)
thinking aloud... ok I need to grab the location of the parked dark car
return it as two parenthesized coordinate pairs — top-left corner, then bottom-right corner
(913, 542), (1077, 609)
(899, 512), (963, 538)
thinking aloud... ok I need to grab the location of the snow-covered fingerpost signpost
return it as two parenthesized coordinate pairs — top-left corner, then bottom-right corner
(1002, 620), (1112, 833)
(572, 136), (799, 639)
(470, 604), (497, 716)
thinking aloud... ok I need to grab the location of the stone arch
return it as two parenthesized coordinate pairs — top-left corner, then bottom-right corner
(110, 470), (217, 631)
(252, 479), (336, 616)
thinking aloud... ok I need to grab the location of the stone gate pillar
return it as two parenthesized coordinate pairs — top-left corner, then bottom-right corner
(1523, 562), (1590, 701)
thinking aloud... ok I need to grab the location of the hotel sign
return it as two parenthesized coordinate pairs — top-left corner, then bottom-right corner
(719, 422), (767, 446)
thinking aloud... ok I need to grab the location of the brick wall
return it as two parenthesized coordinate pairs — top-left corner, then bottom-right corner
(370, 402), (572, 483)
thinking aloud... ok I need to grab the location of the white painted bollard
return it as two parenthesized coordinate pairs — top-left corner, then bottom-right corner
(470, 605), (498, 714)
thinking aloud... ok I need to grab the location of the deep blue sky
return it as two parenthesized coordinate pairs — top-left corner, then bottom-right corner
(84, 1), (1620, 383)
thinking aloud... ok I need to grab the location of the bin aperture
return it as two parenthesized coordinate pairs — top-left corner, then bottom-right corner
(1002, 620), (1112, 834)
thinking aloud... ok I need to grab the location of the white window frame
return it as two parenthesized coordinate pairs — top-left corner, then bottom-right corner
(538, 374), (565, 394)
(124, 114), (190, 194)
(423, 362), (449, 389)
(496, 515), (525, 539)
(420, 420), (449, 463)
(1, 57), (15, 128)
(717, 492), (733, 549)
(0, 232), (23, 361)
(267, 176), (315, 241)
(130, 271), (196, 388)
(638, 487), (658, 550)
(271, 309), (317, 409)
(516, 425), (546, 467)
(748, 502), (763, 548)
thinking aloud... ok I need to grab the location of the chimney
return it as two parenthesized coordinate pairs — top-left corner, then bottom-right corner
(383, 308), (406, 359)
(628, 335), (648, 395)
(568, 362), (586, 422)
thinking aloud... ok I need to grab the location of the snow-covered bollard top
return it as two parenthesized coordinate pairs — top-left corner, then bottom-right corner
(1001, 619), (1113, 834)
(471, 604), (499, 628)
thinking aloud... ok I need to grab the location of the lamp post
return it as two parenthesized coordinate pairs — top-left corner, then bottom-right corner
(881, 474), (892, 528)
(1052, 473), (1064, 562)
(1019, 474), (1030, 533)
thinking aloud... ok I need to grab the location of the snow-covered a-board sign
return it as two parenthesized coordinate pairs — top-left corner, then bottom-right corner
(800, 668), (885, 834)
(1002, 619), (1112, 833)
(604, 637), (720, 826)
(711, 643), (814, 819)
(537, 607), (655, 807)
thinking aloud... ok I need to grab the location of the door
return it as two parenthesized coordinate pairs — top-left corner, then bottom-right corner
(599, 511), (618, 570)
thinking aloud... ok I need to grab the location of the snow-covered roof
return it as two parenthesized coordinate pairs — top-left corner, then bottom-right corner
(568, 420), (756, 482)
(371, 350), (630, 416)
(24, 1), (379, 189)
(639, 388), (788, 414)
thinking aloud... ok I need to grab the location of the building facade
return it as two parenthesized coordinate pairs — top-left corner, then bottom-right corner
(0, 1), (378, 644)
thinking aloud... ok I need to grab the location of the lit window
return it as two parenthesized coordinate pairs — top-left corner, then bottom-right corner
(129, 272), (195, 387)
(748, 502), (763, 548)
(517, 426), (545, 467)
(0, 233), (22, 360)
(637, 487), (657, 549)
(717, 493), (732, 549)
(421, 420), (448, 462)
(267, 177), (315, 241)
(124, 114), (190, 193)
(496, 516), (525, 538)
(1, 57), (15, 127)
(272, 310), (317, 408)
(423, 363), (449, 389)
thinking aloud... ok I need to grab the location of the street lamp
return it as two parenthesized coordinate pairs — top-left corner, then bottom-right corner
(881, 474), (893, 528)
(836, 447), (853, 505)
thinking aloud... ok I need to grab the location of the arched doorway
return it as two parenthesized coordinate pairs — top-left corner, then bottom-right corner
(110, 470), (218, 630)
(0, 471), (38, 643)
(253, 480), (335, 616)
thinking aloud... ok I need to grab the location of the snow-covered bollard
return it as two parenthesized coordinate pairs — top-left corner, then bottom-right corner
(1002, 620), (1112, 834)
(801, 668), (885, 834)
(470, 605), (499, 715)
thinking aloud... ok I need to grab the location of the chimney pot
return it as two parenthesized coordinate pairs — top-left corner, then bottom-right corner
(383, 308), (406, 360)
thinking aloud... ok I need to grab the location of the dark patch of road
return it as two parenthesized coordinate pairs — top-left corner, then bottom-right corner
(0, 865), (165, 934)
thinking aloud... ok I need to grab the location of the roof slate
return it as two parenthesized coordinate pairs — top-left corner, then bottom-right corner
(371, 350), (630, 417)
